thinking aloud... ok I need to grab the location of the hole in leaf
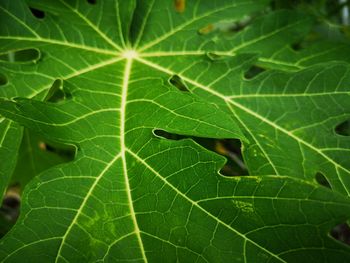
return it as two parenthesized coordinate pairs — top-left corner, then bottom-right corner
(29, 7), (45, 19)
(174, 0), (185, 13)
(315, 172), (332, 189)
(0, 49), (40, 63)
(0, 73), (7, 86)
(153, 130), (247, 176)
(216, 139), (247, 176)
(169, 75), (189, 92)
(87, 0), (97, 4)
(331, 223), (350, 247)
(39, 141), (75, 159)
(153, 129), (185, 140)
(335, 120), (350, 136)
(244, 65), (266, 80)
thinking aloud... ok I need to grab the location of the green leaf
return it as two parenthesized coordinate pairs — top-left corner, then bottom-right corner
(0, 120), (22, 198)
(141, 53), (350, 195)
(2, 1), (350, 196)
(222, 10), (350, 70)
(10, 129), (75, 189)
(1, 0), (350, 262)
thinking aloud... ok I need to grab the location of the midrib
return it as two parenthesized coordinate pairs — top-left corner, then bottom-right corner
(120, 56), (148, 262)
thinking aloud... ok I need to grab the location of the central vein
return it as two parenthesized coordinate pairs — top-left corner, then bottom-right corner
(120, 55), (148, 262)
(120, 57), (132, 153)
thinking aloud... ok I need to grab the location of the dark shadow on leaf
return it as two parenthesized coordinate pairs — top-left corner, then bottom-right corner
(335, 120), (350, 136)
(29, 7), (45, 19)
(87, 0), (97, 4)
(0, 73), (7, 86)
(291, 42), (303, 51)
(315, 172), (332, 189)
(244, 65), (266, 80)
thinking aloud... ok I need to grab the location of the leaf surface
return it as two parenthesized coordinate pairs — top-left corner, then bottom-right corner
(140, 53), (350, 195)
(0, 1), (350, 262)
(2, 1), (350, 195)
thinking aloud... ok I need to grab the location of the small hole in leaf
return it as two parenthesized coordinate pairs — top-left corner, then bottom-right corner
(335, 120), (350, 136)
(40, 141), (75, 159)
(87, 0), (97, 4)
(29, 7), (45, 19)
(174, 0), (185, 13)
(0, 73), (7, 86)
(0, 49), (40, 63)
(244, 65), (266, 80)
(153, 129), (185, 140)
(331, 223), (350, 247)
(315, 172), (332, 189)
(29, 130), (76, 158)
(169, 75), (189, 92)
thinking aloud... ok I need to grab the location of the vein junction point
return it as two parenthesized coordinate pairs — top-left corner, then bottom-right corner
(122, 49), (139, 59)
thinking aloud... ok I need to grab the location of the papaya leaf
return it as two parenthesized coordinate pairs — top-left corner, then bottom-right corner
(0, 1), (350, 262)
(2, 1), (350, 196)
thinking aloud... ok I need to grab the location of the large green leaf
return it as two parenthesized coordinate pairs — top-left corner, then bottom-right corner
(1, 0), (350, 262)
(2, 1), (350, 196)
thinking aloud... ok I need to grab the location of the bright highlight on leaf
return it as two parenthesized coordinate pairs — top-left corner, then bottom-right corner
(0, 0), (350, 262)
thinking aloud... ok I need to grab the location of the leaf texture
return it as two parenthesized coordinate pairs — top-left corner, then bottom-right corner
(0, 1), (350, 262)
(1, 0), (350, 194)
